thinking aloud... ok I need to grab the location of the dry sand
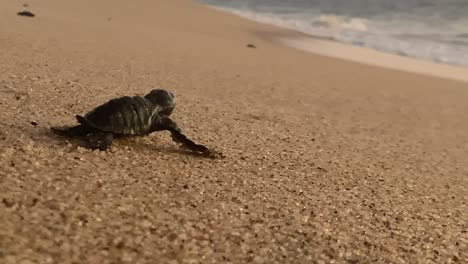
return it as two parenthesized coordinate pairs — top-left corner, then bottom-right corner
(1, 0), (467, 263)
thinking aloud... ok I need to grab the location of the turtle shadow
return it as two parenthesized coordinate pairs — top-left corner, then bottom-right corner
(47, 129), (211, 158)
(117, 139), (213, 159)
(9, 122), (218, 159)
(46, 130), (89, 149)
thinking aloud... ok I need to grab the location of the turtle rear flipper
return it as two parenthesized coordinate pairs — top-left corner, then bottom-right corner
(86, 132), (114, 151)
(51, 124), (90, 138)
(76, 115), (93, 126)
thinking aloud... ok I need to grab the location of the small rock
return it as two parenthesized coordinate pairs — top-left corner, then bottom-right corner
(17, 11), (35, 17)
(247, 44), (256, 48)
(30, 121), (38, 126)
(317, 166), (328, 172)
(96, 179), (104, 188)
(2, 198), (15, 208)
(43, 199), (60, 210)
(114, 238), (125, 249)
(167, 233), (178, 241)
(78, 214), (89, 225)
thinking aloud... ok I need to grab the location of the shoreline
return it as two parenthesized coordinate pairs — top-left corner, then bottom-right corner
(278, 36), (468, 83)
(200, 4), (468, 83)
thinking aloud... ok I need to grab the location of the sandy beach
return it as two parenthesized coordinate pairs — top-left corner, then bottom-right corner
(1, 0), (467, 263)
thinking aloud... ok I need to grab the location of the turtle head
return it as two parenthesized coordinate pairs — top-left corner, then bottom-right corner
(145, 89), (175, 116)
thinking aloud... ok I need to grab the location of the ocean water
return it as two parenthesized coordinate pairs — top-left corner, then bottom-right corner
(197, 0), (468, 67)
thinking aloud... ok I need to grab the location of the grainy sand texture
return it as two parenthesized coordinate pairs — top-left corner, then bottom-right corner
(1, 0), (467, 263)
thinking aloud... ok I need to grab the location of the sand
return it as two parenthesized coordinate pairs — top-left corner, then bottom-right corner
(280, 36), (468, 83)
(1, 0), (467, 263)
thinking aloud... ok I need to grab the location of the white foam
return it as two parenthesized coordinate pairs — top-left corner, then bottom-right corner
(312, 15), (368, 32)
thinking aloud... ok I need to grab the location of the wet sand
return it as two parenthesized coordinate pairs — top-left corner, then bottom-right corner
(1, 0), (467, 263)
(280, 36), (468, 83)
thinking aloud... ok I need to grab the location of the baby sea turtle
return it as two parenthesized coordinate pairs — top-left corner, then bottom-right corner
(52, 89), (220, 158)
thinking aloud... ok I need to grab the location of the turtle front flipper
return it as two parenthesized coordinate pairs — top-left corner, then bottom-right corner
(151, 117), (222, 158)
(86, 132), (114, 151)
(171, 131), (223, 159)
(169, 129), (212, 154)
